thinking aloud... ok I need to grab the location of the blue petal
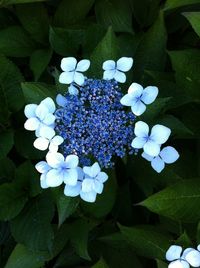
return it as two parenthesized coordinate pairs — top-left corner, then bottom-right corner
(46, 169), (63, 187)
(59, 71), (74, 84)
(40, 174), (49, 189)
(134, 121), (149, 137)
(35, 161), (51, 173)
(76, 59), (90, 72)
(114, 70), (126, 83)
(128, 83), (143, 94)
(141, 152), (154, 162)
(103, 69), (115, 80)
(131, 100), (146, 116)
(185, 249), (200, 267)
(166, 245), (183, 261)
(24, 104), (37, 118)
(34, 137), (49, 151)
(64, 182), (81, 197)
(56, 94), (67, 107)
(150, 124), (171, 144)
(65, 155), (79, 168)
(39, 126), (55, 139)
(80, 190), (97, 203)
(131, 137), (146, 149)
(102, 60), (116, 70)
(151, 156), (165, 173)
(35, 104), (49, 120)
(82, 178), (94, 192)
(83, 162), (100, 178)
(68, 84), (79, 95)
(63, 169), (78, 186)
(141, 86), (158, 105)
(96, 172), (108, 183)
(143, 141), (160, 157)
(24, 117), (40, 131)
(74, 72), (85, 85)
(168, 260), (189, 268)
(120, 93), (135, 106)
(43, 113), (55, 125)
(93, 180), (103, 194)
(160, 146), (179, 164)
(40, 97), (56, 113)
(61, 57), (77, 72)
(116, 57), (133, 72)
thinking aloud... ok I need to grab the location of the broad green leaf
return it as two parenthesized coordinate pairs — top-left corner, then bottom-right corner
(81, 170), (117, 218)
(131, 0), (160, 28)
(90, 26), (119, 77)
(157, 260), (168, 268)
(119, 225), (171, 259)
(0, 26), (35, 57)
(68, 219), (96, 260)
(0, 182), (28, 221)
(95, 0), (133, 33)
(159, 114), (193, 138)
(183, 12), (200, 37)
(11, 192), (54, 251)
(0, 130), (14, 159)
(0, 157), (15, 183)
(164, 0), (200, 10)
(0, 0), (46, 6)
(22, 82), (56, 103)
(49, 27), (84, 56)
(16, 3), (49, 44)
(175, 232), (192, 248)
(0, 55), (24, 113)
(52, 188), (79, 227)
(54, 0), (94, 26)
(15, 161), (41, 197)
(5, 244), (45, 268)
(30, 48), (52, 81)
(133, 12), (167, 81)
(141, 179), (200, 222)
(169, 49), (200, 102)
(92, 258), (109, 268)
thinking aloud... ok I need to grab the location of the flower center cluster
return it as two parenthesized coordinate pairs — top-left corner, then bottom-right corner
(55, 79), (135, 168)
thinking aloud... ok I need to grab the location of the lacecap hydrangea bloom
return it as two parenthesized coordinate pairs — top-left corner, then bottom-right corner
(24, 56), (179, 202)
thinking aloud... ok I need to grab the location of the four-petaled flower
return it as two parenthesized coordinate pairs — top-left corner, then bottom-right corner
(166, 245), (200, 268)
(131, 121), (171, 157)
(142, 146), (179, 173)
(34, 133), (64, 152)
(103, 57), (133, 83)
(24, 97), (56, 138)
(59, 57), (90, 86)
(120, 82), (158, 116)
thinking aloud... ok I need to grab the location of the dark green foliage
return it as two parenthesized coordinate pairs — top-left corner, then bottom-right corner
(0, 1), (200, 267)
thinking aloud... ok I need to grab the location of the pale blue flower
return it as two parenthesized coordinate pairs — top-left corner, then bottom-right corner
(131, 121), (171, 157)
(24, 97), (56, 138)
(120, 82), (158, 116)
(80, 162), (108, 203)
(34, 134), (64, 152)
(59, 57), (90, 86)
(64, 167), (83, 197)
(68, 84), (79, 95)
(166, 245), (200, 268)
(142, 146), (179, 173)
(45, 152), (79, 187)
(103, 57), (133, 83)
(35, 161), (52, 189)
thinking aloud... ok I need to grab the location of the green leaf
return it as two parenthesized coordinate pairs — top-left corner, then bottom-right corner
(133, 12), (167, 81)
(30, 48), (52, 81)
(90, 26), (119, 77)
(52, 188), (79, 227)
(0, 182), (28, 221)
(81, 170), (117, 218)
(54, 0), (94, 27)
(0, 157), (15, 183)
(11, 192), (55, 252)
(95, 0), (133, 33)
(169, 49), (200, 102)
(0, 130), (14, 159)
(0, 55), (24, 113)
(164, 0), (200, 10)
(92, 258), (109, 268)
(0, 26), (35, 57)
(183, 12), (200, 37)
(131, 0), (160, 28)
(119, 225), (171, 259)
(22, 82), (56, 103)
(0, 0), (46, 6)
(5, 244), (45, 268)
(141, 179), (200, 222)
(49, 27), (84, 56)
(16, 3), (49, 44)
(156, 260), (168, 268)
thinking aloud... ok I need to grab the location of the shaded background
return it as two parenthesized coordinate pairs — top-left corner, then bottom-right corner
(0, 0), (200, 267)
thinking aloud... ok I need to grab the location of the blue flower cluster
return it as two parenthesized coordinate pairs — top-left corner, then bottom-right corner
(55, 78), (135, 168)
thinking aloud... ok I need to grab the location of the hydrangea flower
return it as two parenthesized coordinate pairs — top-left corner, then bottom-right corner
(24, 56), (179, 202)
(120, 82), (158, 116)
(24, 97), (56, 137)
(166, 245), (200, 268)
(142, 146), (179, 173)
(131, 121), (171, 157)
(103, 57), (133, 83)
(59, 57), (90, 86)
